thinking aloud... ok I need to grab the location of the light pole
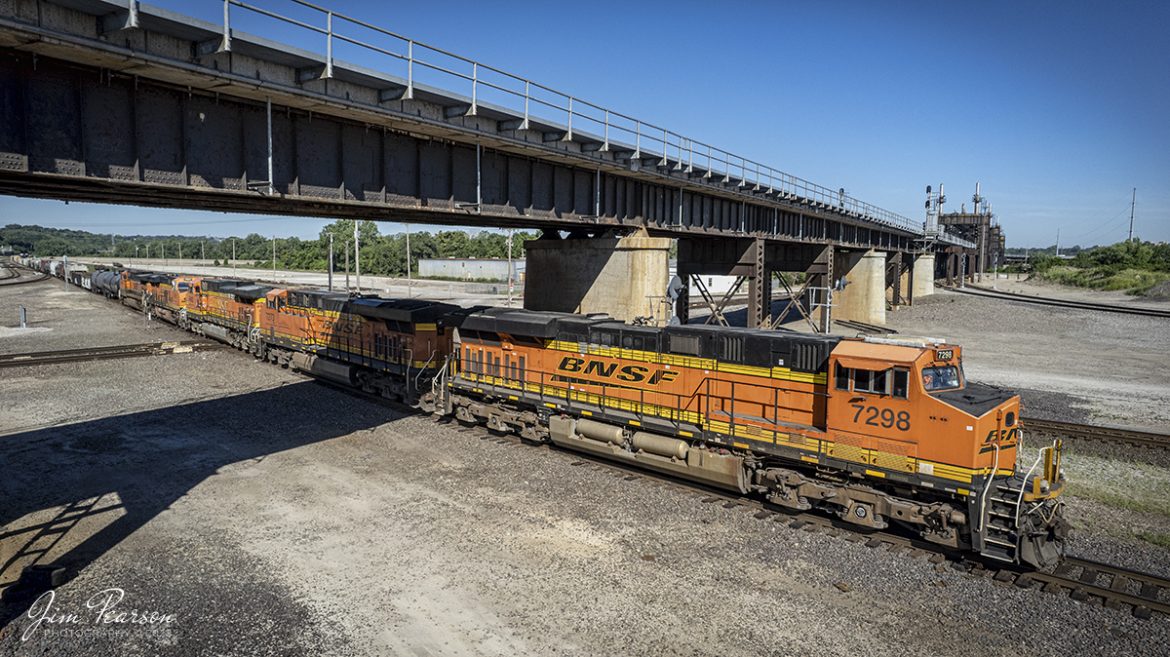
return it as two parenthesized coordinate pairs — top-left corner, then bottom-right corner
(328, 232), (334, 291)
(232, 238), (237, 274)
(506, 228), (514, 306)
(134, 245), (139, 266)
(272, 235), (277, 282)
(405, 223), (411, 297)
(354, 221), (361, 294)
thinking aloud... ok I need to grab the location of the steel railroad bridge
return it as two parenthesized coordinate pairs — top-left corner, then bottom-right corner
(0, 0), (973, 328)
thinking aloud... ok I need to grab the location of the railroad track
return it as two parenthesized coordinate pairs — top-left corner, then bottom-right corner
(1027, 557), (1170, 619)
(0, 265), (50, 286)
(1023, 417), (1170, 450)
(944, 284), (1170, 318)
(835, 319), (896, 334)
(0, 340), (223, 368)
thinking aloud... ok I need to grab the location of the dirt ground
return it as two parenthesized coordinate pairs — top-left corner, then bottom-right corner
(1, 278), (1169, 656)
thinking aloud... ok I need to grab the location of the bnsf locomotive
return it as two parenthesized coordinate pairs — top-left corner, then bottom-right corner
(18, 257), (1069, 569)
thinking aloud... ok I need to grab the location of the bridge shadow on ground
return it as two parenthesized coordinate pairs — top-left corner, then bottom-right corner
(0, 380), (400, 628)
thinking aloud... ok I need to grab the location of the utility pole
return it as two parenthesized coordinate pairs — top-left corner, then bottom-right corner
(328, 232), (334, 291)
(134, 245), (139, 266)
(506, 228), (514, 307)
(272, 235), (277, 282)
(232, 238), (237, 274)
(1055, 228), (1061, 257)
(178, 242), (182, 262)
(1128, 187), (1137, 242)
(354, 221), (361, 294)
(345, 239), (350, 291)
(405, 223), (412, 297)
(162, 243), (166, 265)
(201, 241), (205, 264)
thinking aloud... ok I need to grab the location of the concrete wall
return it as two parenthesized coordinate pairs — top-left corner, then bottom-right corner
(418, 258), (520, 282)
(524, 232), (671, 324)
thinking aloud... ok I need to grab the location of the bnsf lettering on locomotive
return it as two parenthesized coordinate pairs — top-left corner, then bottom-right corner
(558, 356), (585, 372)
(617, 364), (648, 382)
(557, 356), (678, 386)
(584, 361), (618, 377)
(983, 427), (1020, 444)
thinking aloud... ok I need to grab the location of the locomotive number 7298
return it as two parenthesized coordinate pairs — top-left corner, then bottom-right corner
(850, 404), (911, 431)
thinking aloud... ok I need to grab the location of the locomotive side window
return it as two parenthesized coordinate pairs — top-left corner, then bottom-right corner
(892, 368), (909, 399)
(835, 364), (850, 390)
(852, 369), (889, 395)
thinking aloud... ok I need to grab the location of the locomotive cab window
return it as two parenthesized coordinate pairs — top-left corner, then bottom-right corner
(922, 365), (962, 392)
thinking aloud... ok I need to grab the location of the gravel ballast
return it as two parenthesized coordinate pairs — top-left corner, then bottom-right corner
(3, 279), (1170, 656)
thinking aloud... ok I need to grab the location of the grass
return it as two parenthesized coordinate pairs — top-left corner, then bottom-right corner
(1063, 476), (1170, 518)
(1037, 265), (1170, 295)
(1136, 531), (1170, 549)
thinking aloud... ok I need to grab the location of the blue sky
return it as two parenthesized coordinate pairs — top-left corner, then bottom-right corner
(3, 0), (1167, 247)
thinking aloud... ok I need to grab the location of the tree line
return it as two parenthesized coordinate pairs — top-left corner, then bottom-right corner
(1, 221), (538, 277)
(1029, 239), (1170, 274)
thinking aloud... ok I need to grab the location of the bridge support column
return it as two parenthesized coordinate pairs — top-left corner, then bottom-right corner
(747, 237), (771, 329)
(524, 230), (671, 324)
(833, 249), (886, 325)
(912, 253), (935, 298)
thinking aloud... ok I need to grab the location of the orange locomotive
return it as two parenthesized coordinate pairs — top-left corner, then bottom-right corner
(247, 287), (467, 403)
(443, 309), (1067, 569)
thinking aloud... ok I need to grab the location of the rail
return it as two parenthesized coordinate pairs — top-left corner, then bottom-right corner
(1022, 417), (1170, 450)
(944, 285), (1170, 319)
(0, 341), (224, 368)
(217, 0), (921, 233)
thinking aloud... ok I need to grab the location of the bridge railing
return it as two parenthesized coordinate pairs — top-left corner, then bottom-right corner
(223, 0), (921, 234)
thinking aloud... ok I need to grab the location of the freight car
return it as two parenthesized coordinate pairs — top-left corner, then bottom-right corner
(57, 266), (1068, 569)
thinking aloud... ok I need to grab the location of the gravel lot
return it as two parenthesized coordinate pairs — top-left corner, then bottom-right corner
(2, 278), (1169, 656)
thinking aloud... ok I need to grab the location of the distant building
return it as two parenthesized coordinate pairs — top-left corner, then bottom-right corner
(418, 258), (522, 283)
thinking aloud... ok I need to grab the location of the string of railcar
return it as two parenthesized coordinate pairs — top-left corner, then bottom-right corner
(11, 255), (1071, 571)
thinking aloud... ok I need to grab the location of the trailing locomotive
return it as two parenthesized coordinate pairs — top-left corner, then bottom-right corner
(25, 257), (1068, 569)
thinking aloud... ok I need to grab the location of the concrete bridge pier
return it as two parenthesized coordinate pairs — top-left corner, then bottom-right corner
(524, 229), (672, 325)
(912, 253), (935, 299)
(833, 249), (887, 326)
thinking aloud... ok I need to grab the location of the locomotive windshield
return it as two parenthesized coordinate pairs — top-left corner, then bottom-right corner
(922, 365), (961, 391)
